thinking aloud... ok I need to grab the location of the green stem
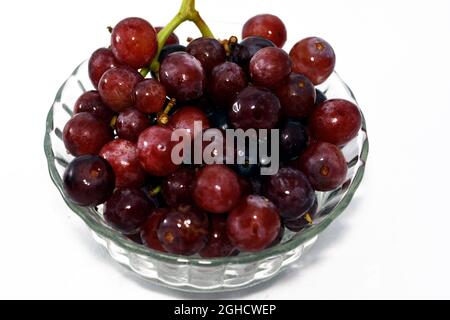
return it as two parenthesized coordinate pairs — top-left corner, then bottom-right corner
(140, 0), (214, 77)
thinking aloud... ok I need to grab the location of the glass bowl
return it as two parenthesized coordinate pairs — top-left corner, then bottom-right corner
(44, 60), (368, 292)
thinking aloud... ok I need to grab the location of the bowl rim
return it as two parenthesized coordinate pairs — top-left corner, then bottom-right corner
(44, 63), (369, 267)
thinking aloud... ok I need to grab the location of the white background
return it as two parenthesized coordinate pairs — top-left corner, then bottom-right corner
(0, 0), (449, 299)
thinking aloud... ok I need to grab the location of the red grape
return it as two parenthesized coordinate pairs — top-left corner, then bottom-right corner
(297, 142), (348, 191)
(63, 112), (113, 156)
(161, 167), (195, 208)
(155, 26), (179, 45)
(231, 36), (275, 71)
(99, 139), (146, 188)
(249, 47), (291, 88)
(134, 79), (167, 114)
(137, 126), (179, 176)
(73, 90), (115, 125)
(63, 155), (115, 206)
(308, 99), (362, 146)
(193, 165), (241, 214)
(229, 86), (281, 130)
(167, 106), (210, 140)
(104, 188), (154, 234)
(157, 206), (209, 255)
(209, 62), (248, 107)
(242, 14), (287, 48)
(116, 108), (150, 142)
(111, 17), (158, 69)
(263, 167), (315, 220)
(88, 48), (123, 89)
(289, 37), (336, 85)
(159, 52), (206, 102)
(186, 37), (226, 75)
(200, 215), (237, 258)
(98, 66), (142, 112)
(140, 208), (168, 252)
(227, 195), (281, 252)
(275, 73), (316, 119)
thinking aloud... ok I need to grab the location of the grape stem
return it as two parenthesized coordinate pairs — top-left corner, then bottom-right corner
(140, 0), (214, 77)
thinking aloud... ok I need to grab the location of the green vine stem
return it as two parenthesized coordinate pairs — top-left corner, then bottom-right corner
(140, 0), (214, 77)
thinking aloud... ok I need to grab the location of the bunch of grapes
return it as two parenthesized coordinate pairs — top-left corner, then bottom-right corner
(62, 10), (362, 257)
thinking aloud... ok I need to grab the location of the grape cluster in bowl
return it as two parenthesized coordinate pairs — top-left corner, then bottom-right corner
(47, 5), (367, 289)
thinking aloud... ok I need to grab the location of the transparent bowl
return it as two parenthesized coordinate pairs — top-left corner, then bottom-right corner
(44, 60), (368, 292)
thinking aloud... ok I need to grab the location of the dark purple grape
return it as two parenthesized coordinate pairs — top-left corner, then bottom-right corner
(116, 108), (150, 142)
(88, 48), (123, 89)
(73, 91), (115, 125)
(209, 62), (248, 107)
(275, 73), (316, 119)
(264, 167), (315, 220)
(279, 120), (309, 161)
(158, 44), (186, 63)
(200, 215), (237, 258)
(186, 37), (226, 75)
(229, 86), (281, 130)
(159, 52), (206, 102)
(104, 188), (154, 234)
(111, 17), (158, 69)
(208, 108), (230, 131)
(99, 139), (146, 188)
(63, 155), (115, 206)
(242, 14), (287, 48)
(134, 79), (167, 114)
(98, 66), (143, 112)
(297, 142), (348, 191)
(249, 47), (292, 88)
(231, 36), (275, 71)
(157, 206), (209, 255)
(63, 112), (113, 156)
(161, 167), (195, 208)
(284, 197), (318, 232)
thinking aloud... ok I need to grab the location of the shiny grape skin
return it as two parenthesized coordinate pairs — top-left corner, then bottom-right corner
(242, 14), (287, 48)
(186, 37), (226, 75)
(137, 126), (179, 176)
(88, 48), (123, 89)
(200, 215), (237, 258)
(227, 195), (281, 252)
(161, 167), (195, 208)
(167, 106), (210, 140)
(249, 47), (292, 89)
(263, 167), (315, 220)
(158, 44), (186, 63)
(98, 66), (143, 112)
(134, 79), (167, 114)
(63, 112), (113, 156)
(116, 108), (151, 142)
(279, 119), (309, 161)
(275, 73), (316, 119)
(229, 86), (281, 130)
(104, 188), (154, 234)
(289, 37), (336, 85)
(231, 36), (275, 71)
(284, 197), (318, 232)
(297, 142), (348, 191)
(157, 206), (209, 255)
(315, 89), (327, 105)
(155, 26), (179, 45)
(209, 62), (248, 108)
(159, 52), (206, 102)
(111, 17), (158, 69)
(63, 155), (115, 207)
(193, 164), (242, 214)
(99, 139), (146, 188)
(308, 99), (362, 146)
(140, 208), (168, 252)
(73, 90), (115, 125)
